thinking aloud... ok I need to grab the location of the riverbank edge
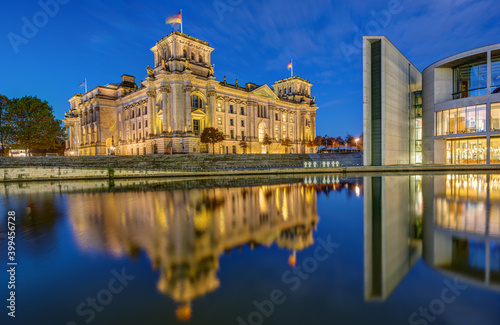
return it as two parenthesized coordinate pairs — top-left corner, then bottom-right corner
(1, 164), (499, 182)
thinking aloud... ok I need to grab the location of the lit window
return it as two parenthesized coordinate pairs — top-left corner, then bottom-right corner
(192, 95), (203, 109)
(218, 117), (222, 125)
(283, 125), (286, 132)
(217, 102), (222, 112)
(282, 114), (286, 122)
(290, 116), (294, 123)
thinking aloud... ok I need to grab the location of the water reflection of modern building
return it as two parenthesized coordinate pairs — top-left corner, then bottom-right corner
(363, 176), (423, 301)
(424, 174), (500, 289)
(364, 174), (500, 302)
(67, 183), (319, 320)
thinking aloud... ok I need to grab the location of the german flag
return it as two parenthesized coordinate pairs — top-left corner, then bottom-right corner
(287, 60), (293, 70)
(166, 12), (182, 26)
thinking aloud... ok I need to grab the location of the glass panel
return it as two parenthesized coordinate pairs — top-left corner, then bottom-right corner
(478, 138), (487, 164)
(468, 139), (478, 164)
(436, 111), (442, 136)
(492, 103), (500, 132)
(443, 110), (450, 135)
(454, 60), (487, 99)
(449, 109), (456, 135)
(458, 107), (466, 134)
(492, 137), (500, 164)
(492, 55), (500, 92)
(466, 106), (476, 133)
(446, 141), (452, 164)
(476, 104), (486, 132)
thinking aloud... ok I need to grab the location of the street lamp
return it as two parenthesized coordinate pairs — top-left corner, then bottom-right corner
(355, 138), (359, 151)
(324, 135), (329, 153)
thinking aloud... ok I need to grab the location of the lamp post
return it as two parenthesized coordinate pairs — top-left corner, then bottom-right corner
(324, 135), (329, 153)
(355, 138), (359, 151)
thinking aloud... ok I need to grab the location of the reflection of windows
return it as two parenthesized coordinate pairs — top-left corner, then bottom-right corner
(491, 54), (500, 93)
(453, 60), (487, 99)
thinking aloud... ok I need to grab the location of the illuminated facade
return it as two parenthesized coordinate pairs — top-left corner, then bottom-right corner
(63, 32), (318, 156)
(424, 174), (500, 289)
(363, 37), (500, 165)
(66, 183), (319, 318)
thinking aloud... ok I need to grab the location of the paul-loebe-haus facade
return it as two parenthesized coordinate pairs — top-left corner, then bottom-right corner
(63, 32), (318, 156)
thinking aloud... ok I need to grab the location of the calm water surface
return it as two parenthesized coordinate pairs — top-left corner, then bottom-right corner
(0, 174), (499, 325)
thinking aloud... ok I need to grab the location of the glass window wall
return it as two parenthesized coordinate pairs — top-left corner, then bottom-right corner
(453, 60), (487, 99)
(437, 104), (487, 136)
(492, 103), (500, 132)
(446, 138), (487, 164)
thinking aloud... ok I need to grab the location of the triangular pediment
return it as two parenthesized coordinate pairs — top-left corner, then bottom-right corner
(251, 84), (278, 99)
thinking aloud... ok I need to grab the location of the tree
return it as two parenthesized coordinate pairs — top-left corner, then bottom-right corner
(312, 136), (323, 148)
(5, 96), (64, 154)
(239, 136), (248, 154)
(0, 94), (12, 156)
(336, 136), (345, 152)
(261, 133), (272, 154)
(200, 127), (225, 154)
(345, 134), (356, 152)
(281, 137), (293, 153)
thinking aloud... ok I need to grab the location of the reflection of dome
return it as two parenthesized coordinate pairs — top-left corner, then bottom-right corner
(157, 256), (220, 304)
(277, 224), (316, 251)
(176, 304), (192, 322)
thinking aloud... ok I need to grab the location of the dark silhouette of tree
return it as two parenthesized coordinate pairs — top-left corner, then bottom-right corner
(0, 94), (12, 156)
(261, 133), (272, 154)
(336, 136), (345, 151)
(239, 136), (248, 154)
(200, 127), (225, 154)
(281, 137), (293, 153)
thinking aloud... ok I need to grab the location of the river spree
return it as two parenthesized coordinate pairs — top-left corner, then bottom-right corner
(0, 174), (499, 325)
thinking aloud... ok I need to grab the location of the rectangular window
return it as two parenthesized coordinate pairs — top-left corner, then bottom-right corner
(229, 105), (234, 114)
(466, 105), (476, 133)
(453, 60), (487, 99)
(132, 124), (135, 131)
(218, 117), (222, 125)
(241, 131), (245, 139)
(443, 110), (449, 135)
(275, 134), (279, 141)
(477, 104), (486, 132)
(275, 113), (278, 121)
(275, 125), (278, 131)
(241, 120), (244, 127)
(230, 119), (234, 126)
(241, 107), (244, 115)
(458, 107), (466, 133)
(230, 130), (234, 139)
(118, 113), (121, 122)
(138, 122), (141, 129)
(145, 120), (148, 127)
(491, 54), (500, 93)
(217, 102), (222, 112)
(492, 103), (500, 131)
(193, 120), (200, 136)
(144, 107), (147, 115)
(282, 125), (286, 132)
(290, 116), (294, 123)
(290, 126), (293, 134)
(449, 108), (457, 135)
(282, 114), (286, 122)
(492, 137), (500, 164)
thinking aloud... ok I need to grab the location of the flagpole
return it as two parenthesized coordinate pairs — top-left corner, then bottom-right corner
(85, 78), (87, 93)
(291, 59), (293, 78)
(180, 9), (183, 34)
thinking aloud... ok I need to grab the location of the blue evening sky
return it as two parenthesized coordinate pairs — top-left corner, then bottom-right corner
(1, 0), (499, 138)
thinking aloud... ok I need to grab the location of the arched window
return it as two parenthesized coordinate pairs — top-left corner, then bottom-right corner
(191, 52), (195, 61)
(192, 95), (203, 109)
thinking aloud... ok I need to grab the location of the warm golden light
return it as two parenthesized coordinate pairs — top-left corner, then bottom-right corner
(176, 304), (192, 322)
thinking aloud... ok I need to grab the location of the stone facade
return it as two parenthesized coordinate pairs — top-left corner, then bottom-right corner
(63, 32), (318, 156)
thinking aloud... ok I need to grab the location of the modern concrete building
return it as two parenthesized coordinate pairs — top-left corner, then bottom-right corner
(363, 36), (422, 166)
(363, 36), (500, 165)
(63, 32), (318, 156)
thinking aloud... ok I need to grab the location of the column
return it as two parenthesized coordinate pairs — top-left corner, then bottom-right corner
(147, 90), (156, 136)
(487, 51), (491, 95)
(311, 113), (317, 141)
(184, 86), (192, 133)
(161, 86), (170, 133)
(207, 91), (216, 128)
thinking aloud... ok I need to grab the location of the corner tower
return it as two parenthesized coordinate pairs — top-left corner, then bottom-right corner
(150, 31), (215, 78)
